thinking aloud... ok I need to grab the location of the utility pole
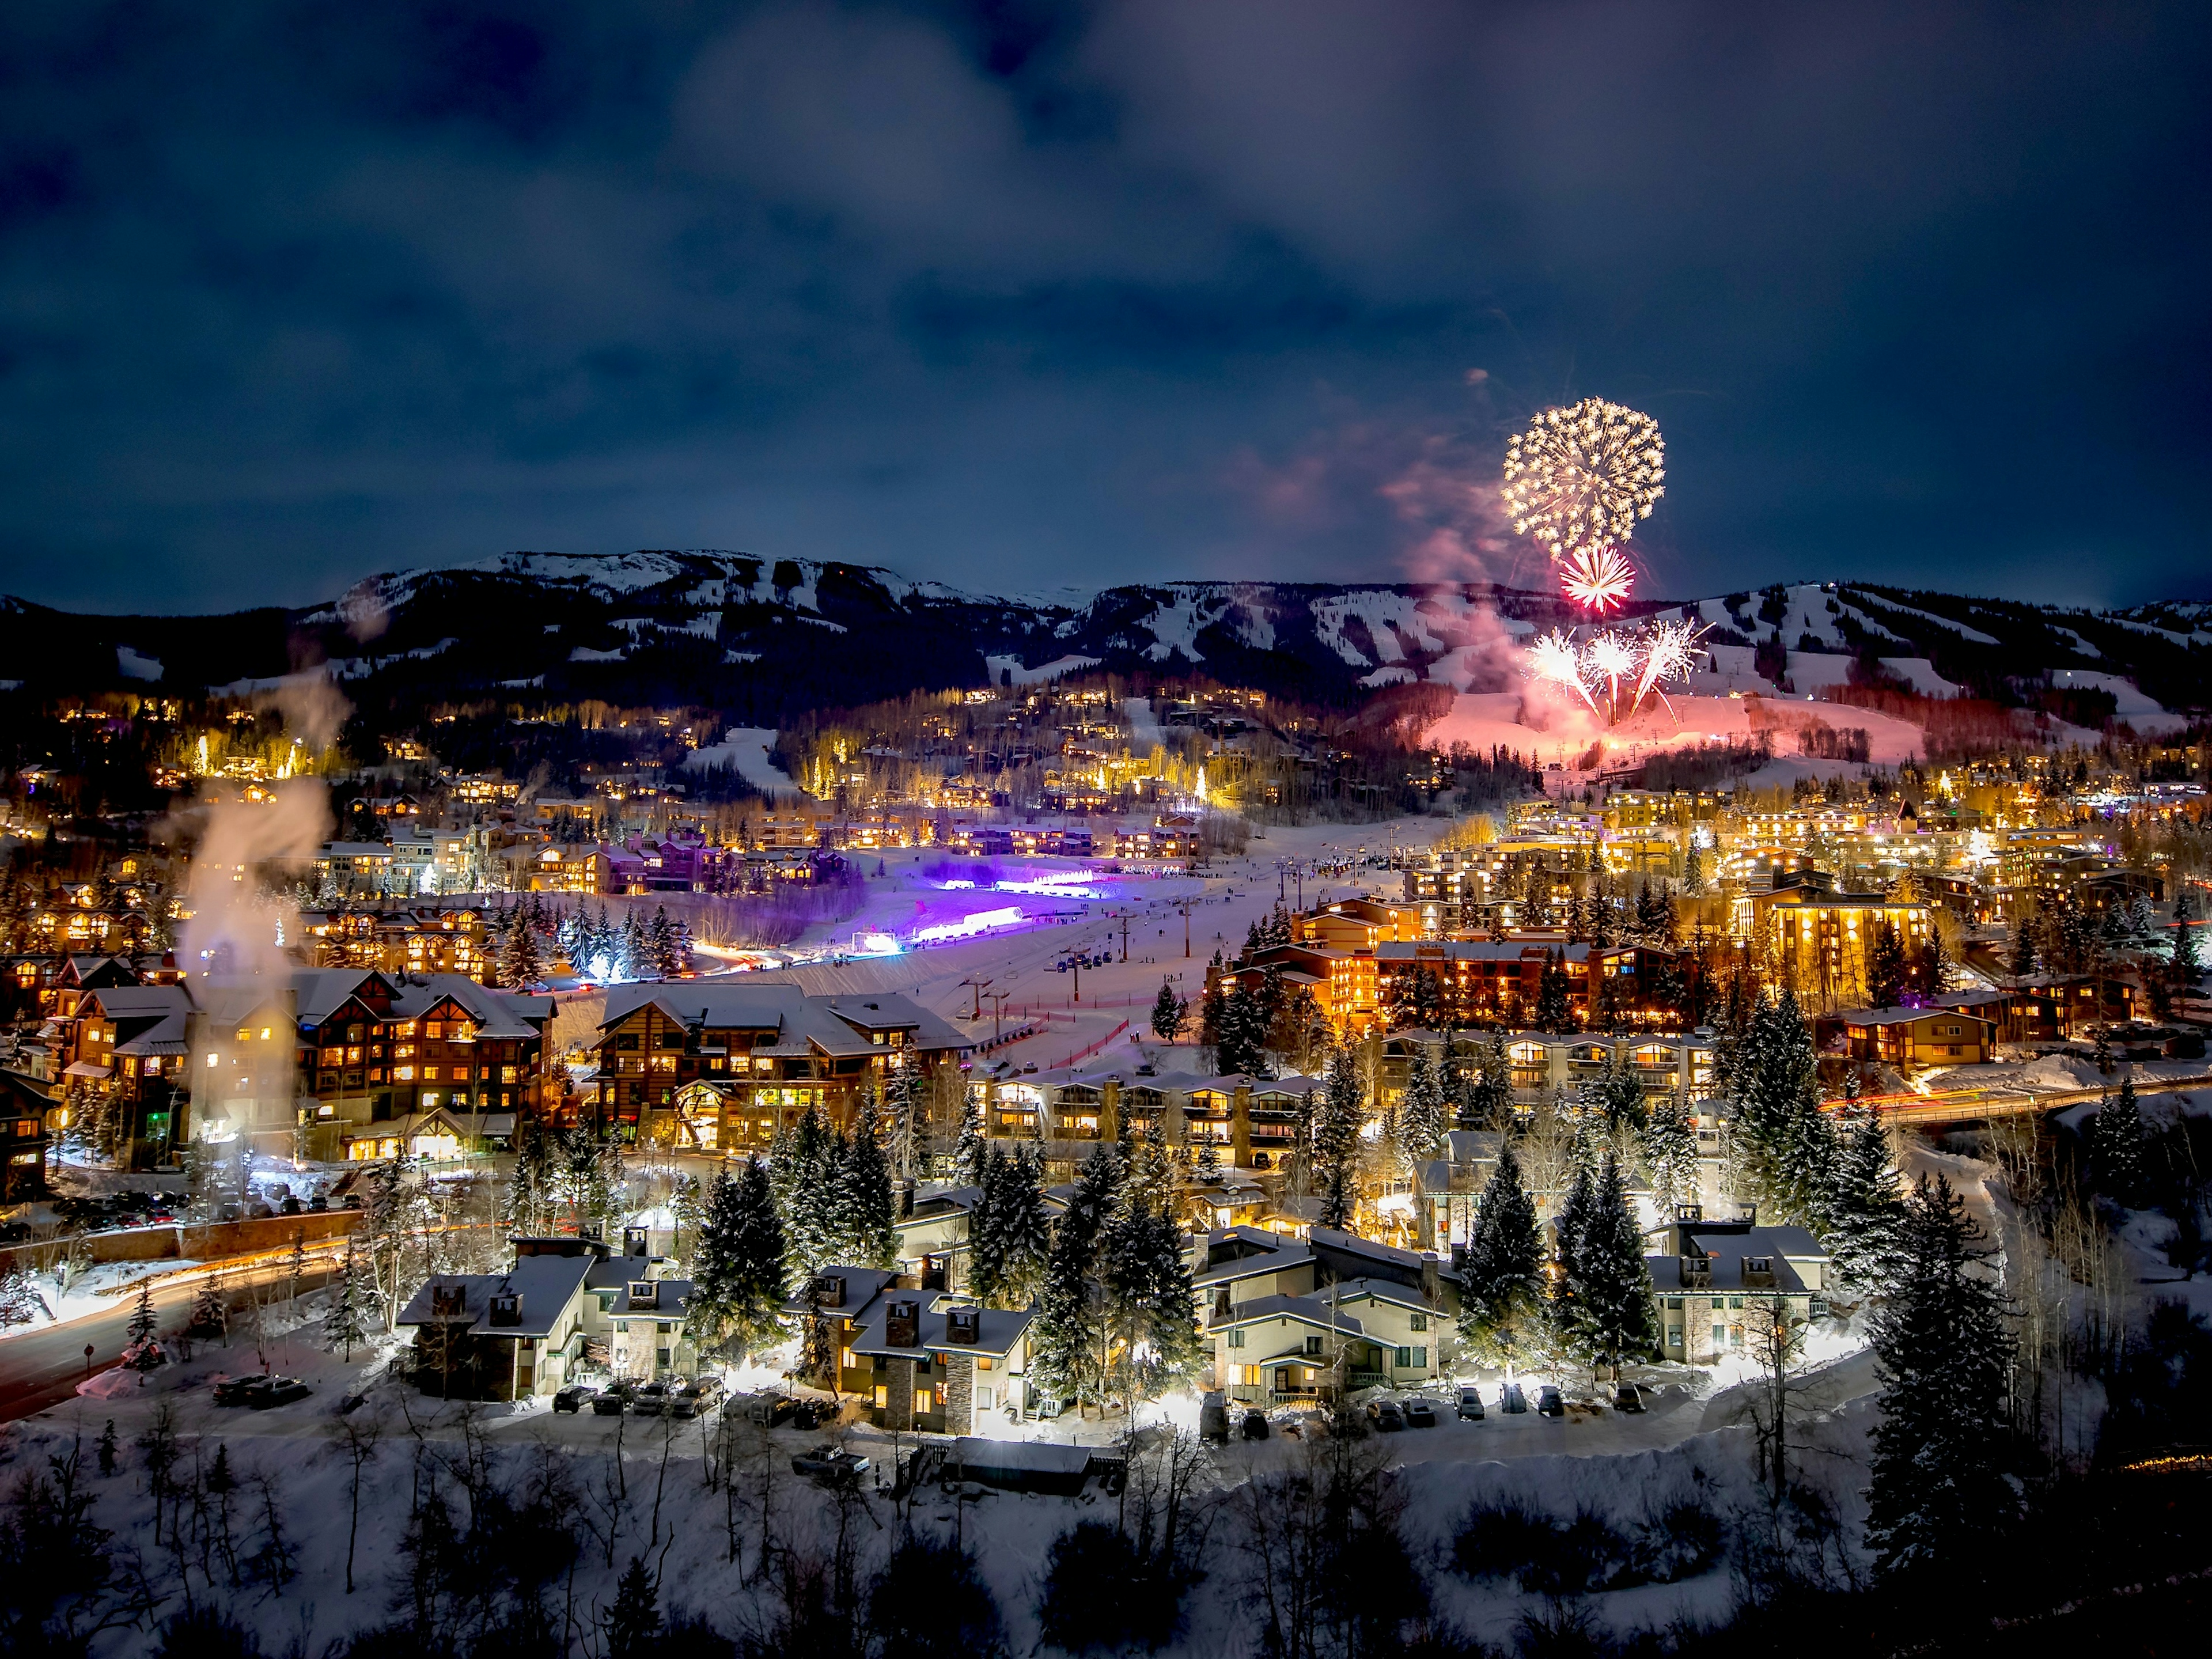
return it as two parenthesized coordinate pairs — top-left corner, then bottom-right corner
(1182, 896), (1192, 959)
(986, 991), (1009, 1041)
(1120, 913), (1128, 963)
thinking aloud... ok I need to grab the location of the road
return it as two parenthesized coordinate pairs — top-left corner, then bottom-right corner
(0, 1256), (338, 1423)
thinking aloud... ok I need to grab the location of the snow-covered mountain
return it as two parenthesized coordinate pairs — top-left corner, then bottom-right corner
(3, 553), (2205, 721)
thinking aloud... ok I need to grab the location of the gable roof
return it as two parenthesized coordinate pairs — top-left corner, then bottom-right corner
(1214, 1292), (1366, 1337)
(394, 1256), (593, 1339)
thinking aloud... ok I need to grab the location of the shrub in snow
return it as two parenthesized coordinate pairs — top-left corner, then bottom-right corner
(1037, 1519), (1185, 1653)
(867, 1533), (1003, 1659)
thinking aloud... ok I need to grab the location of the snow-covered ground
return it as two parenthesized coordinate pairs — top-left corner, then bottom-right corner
(0, 1258), (209, 1341)
(5, 1282), (1882, 1657)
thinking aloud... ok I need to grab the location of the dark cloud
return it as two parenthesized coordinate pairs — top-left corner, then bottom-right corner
(0, 0), (2206, 612)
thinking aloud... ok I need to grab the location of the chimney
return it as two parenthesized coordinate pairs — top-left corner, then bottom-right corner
(488, 1286), (522, 1327)
(628, 1279), (658, 1309)
(884, 1297), (920, 1349)
(946, 1305), (981, 1345)
(812, 1273), (846, 1310)
(430, 1282), (467, 1318)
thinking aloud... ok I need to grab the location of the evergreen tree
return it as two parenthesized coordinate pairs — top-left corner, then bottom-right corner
(604, 1556), (662, 1659)
(1399, 1051), (1449, 1162)
(2008, 912), (2038, 979)
(1867, 1175), (2017, 1579)
(505, 1116), (557, 1234)
(1731, 990), (1835, 1228)
(2172, 897), (2202, 989)
(647, 906), (679, 978)
(1318, 1160), (1351, 1230)
(187, 1272), (229, 1345)
(120, 1280), (166, 1374)
(1683, 840), (1706, 895)
(1555, 1153), (1658, 1378)
(772, 1107), (843, 1279)
(323, 1237), (368, 1360)
(2088, 1073), (2146, 1206)
(688, 1159), (789, 1353)
(953, 1088), (987, 1186)
(840, 1094), (897, 1267)
(1312, 1047), (1365, 1208)
(1533, 950), (1576, 1033)
(1456, 1145), (1544, 1374)
(1101, 1199), (1204, 1408)
(1214, 982), (1269, 1077)
(500, 912), (540, 990)
(1584, 1046), (1648, 1131)
(1030, 1145), (1120, 1407)
(998, 1145), (1053, 1305)
(1917, 928), (1951, 997)
(1823, 1108), (1908, 1290)
(1868, 919), (1908, 1009)
(966, 1146), (1013, 1306)
(1149, 980), (1185, 1042)
(1642, 1095), (1700, 1214)
(1465, 1034), (1513, 1130)
(1198, 953), (1228, 1055)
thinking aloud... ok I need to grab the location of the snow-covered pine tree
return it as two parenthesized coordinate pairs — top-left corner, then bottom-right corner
(120, 1280), (166, 1374)
(647, 906), (678, 978)
(0, 1266), (51, 1332)
(1101, 1200), (1204, 1407)
(1868, 918), (1908, 1009)
(2087, 1072), (2146, 1206)
(323, 1238), (368, 1360)
(999, 1145), (1054, 1306)
(953, 1088), (987, 1187)
(2172, 893), (2202, 989)
(1400, 1051), (1449, 1162)
(1150, 980), (1184, 1042)
(1732, 990), (1832, 1228)
(965, 1145), (1010, 1306)
(1641, 1095), (1700, 1214)
(501, 912), (540, 990)
(687, 1160), (790, 1354)
(1556, 1153), (1657, 1380)
(1124, 1115), (1177, 1221)
(1455, 1144), (1544, 1374)
(840, 1096), (897, 1268)
(1683, 840), (1706, 895)
(1533, 951), (1576, 1033)
(1867, 1173), (2018, 1580)
(1823, 1108), (1908, 1291)
(1030, 1145), (1120, 1407)
(188, 1272), (228, 1344)
(1313, 1046), (1365, 1204)
(1465, 1033), (1512, 1130)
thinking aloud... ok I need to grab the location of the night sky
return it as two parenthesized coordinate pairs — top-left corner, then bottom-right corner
(2, 2), (2207, 615)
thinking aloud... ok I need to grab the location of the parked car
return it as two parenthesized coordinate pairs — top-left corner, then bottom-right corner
(1455, 1387), (1486, 1421)
(1365, 1401), (1406, 1433)
(213, 1375), (272, 1408)
(554, 1384), (599, 1414)
(249, 1377), (312, 1410)
(790, 1396), (833, 1430)
(671, 1378), (723, 1419)
(1402, 1397), (1438, 1428)
(1241, 1409), (1271, 1441)
(1613, 1384), (1646, 1414)
(740, 1392), (797, 1428)
(1199, 1391), (1230, 1442)
(1500, 1382), (1528, 1414)
(1535, 1385), (1565, 1419)
(632, 1381), (671, 1416)
(790, 1446), (869, 1486)
(590, 1382), (633, 1416)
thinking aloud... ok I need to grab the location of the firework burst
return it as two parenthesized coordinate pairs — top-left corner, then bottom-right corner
(1501, 399), (1665, 611)
(1522, 618), (1707, 725)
